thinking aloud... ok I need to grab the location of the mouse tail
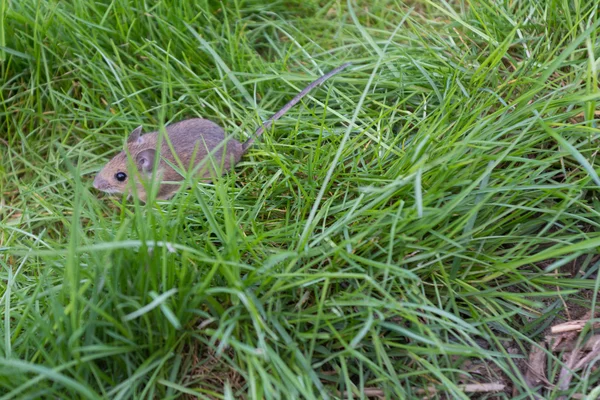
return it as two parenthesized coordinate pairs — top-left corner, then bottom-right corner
(241, 62), (352, 153)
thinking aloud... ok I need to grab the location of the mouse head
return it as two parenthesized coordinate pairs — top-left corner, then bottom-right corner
(93, 126), (157, 197)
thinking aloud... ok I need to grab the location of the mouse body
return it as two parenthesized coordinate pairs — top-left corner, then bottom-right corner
(93, 63), (351, 202)
(93, 118), (243, 201)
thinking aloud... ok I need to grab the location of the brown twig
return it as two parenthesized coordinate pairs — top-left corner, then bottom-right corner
(551, 320), (600, 334)
(461, 383), (506, 392)
(557, 344), (582, 400)
(413, 383), (505, 395)
(341, 383), (506, 399)
(574, 340), (600, 370)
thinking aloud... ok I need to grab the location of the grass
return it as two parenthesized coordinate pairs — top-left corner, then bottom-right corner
(1, 0), (600, 398)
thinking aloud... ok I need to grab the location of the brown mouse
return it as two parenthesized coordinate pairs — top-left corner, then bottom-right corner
(93, 63), (351, 202)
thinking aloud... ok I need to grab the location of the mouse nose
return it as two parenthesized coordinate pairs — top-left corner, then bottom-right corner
(93, 175), (108, 190)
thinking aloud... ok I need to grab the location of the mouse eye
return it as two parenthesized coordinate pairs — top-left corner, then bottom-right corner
(115, 172), (127, 182)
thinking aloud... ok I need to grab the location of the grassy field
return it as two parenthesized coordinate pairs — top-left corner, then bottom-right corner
(1, 0), (600, 398)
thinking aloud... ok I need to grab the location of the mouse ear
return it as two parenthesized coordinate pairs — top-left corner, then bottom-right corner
(127, 125), (143, 145)
(136, 149), (156, 173)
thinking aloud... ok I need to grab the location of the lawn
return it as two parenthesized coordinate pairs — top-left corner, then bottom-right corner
(1, 0), (600, 398)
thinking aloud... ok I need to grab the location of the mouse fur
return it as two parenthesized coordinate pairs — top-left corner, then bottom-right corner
(93, 118), (243, 202)
(93, 62), (351, 202)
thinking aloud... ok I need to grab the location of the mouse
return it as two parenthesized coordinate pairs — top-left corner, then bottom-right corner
(92, 62), (351, 202)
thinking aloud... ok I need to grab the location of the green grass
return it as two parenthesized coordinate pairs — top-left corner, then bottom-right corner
(1, 0), (600, 398)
